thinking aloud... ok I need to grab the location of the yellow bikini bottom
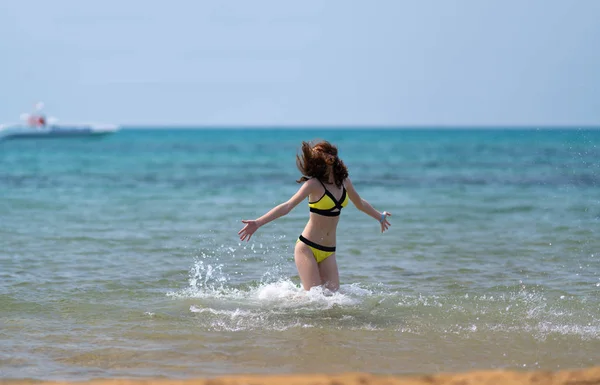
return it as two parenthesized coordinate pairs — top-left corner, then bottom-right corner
(296, 235), (336, 263)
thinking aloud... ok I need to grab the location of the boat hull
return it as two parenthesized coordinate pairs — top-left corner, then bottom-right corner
(0, 124), (119, 140)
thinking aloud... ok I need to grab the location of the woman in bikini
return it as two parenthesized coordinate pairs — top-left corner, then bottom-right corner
(238, 140), (391, 292)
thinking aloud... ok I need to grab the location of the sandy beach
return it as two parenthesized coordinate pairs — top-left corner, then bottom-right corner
(3, 367), (600, 385)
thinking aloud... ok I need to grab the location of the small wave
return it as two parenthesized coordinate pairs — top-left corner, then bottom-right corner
(170, 275), (364, 310)
(165, 253), (600, 338)
(167, 253), (368, 309)
(165, 253), (391, 331)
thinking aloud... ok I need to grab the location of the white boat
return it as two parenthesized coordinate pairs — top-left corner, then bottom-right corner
(0, 102), (119, 140)
(0, 122), (120, 140)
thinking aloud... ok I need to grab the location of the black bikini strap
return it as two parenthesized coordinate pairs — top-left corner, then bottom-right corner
(310, 207), (341, 216)
(313, 179), (345, 213)
(299, 235), (336, 252)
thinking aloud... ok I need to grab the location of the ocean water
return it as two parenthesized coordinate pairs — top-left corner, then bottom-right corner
(1, 128), (599, 380)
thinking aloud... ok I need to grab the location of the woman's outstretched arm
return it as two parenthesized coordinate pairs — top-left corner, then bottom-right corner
(345, 178), (391, 233)
(238, 179), (317, 241)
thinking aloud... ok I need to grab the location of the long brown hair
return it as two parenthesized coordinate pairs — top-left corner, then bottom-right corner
(296, 140), (349, 187)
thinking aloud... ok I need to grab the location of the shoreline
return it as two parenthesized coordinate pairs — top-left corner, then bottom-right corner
(2, 367), (600, 385)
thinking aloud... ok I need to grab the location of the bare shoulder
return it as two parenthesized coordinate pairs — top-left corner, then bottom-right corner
(344, 177), (361, 200)
(303, 177), (319, 188)
(301, 177), (320, 193)
(343, 177), (355, 189)
(305, 177), (319, 186)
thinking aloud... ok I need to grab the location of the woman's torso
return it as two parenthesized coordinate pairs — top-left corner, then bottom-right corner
(301, 179), (348, 247)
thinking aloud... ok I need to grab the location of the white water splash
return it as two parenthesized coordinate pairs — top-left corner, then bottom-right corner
(165, 252), (600, 338)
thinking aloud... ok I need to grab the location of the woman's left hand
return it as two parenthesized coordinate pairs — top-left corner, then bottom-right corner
(380, 211), (391, 233)
(238, 219), (259, 241)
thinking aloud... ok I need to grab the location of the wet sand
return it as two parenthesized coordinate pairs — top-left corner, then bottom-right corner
(2, 367), (600, 385)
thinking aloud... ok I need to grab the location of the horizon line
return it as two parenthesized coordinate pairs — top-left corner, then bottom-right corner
(117, 124), (600, 130)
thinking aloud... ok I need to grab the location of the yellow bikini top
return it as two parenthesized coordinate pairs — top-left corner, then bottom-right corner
(308, 179), (348, 217)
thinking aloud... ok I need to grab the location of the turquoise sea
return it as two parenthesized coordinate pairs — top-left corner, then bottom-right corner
(1, 128), (599, 380)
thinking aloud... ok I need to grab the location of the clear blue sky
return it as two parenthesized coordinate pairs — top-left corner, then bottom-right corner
(1, 0), (599, 127)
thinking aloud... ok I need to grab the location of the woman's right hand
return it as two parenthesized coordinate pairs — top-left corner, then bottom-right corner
(379, 211), (391, 233)
(238, 219), (259, 241)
